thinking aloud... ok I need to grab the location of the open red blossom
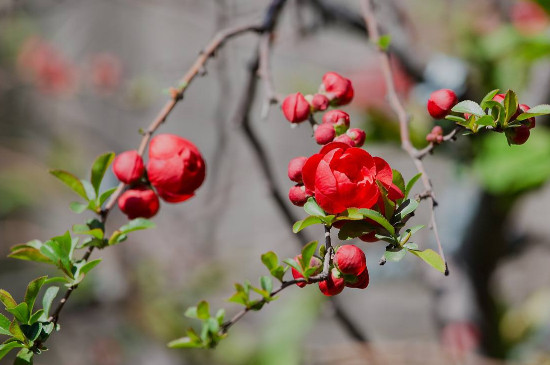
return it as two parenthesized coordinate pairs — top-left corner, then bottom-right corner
(321, 72), (354, 106)
(112, 150), (144, 184)
(147, 134), (205, 203)
(302, 142), (396, 214)
(118, 186), (159, 219)
(282, 92), (310, 123)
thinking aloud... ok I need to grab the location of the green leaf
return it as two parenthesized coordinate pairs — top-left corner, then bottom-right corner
(303, 198), (325, 217)
(24, 276), (47, 312)
(197, 301), (210, 320)
(261, 251), (278, 271)
(9, 321), (26, 343)
(357, 209), (395, 236)
(14, 348), (33, 365)
(292, 216), (323, 233)
(384, 248), (406, 262)
(72, 225), (104, 240)
(98, 186), (118, 207)
(394, 199), (419, 221)
(260, 276), (273, 294)
(81, 179), (96, 201)
(445, 115), (467, 123)
(337, 220), (375, 240)
(8, 248), (52, 264)
(69, 201), (89, 214)
(0, 313), (11, 336)
(451, 100), (485, 117)
(119, 218), (156, 234)
(49, 170), (88, 200)
(91, 152), (115, 195)
(78, 259), (102, 277)
(28, 310), (44, 324)
(400, 225), (424, 241)
(283, 259), (303, 275)
(184, 306), (198, 319)
(404, 173), (422, 199)
(503, 90), (518, 123)
(377, 34), (391, 50)
(476, 115), (496, 127)
(168, 336), (203, 349)
(300, 241), (318, 274)
(215, 309), (225, 325)
(516, 104), (550, 120)
(0, 290), (17, 310)
(7, 303), (30, 324)
(392, 169), (406, 201)
(0, 342), (24, 361)
(480, 89), (500, 109)
(408, 248), (446, 274)
(20, 322), (42, 341)
(403, 242), (418, 250)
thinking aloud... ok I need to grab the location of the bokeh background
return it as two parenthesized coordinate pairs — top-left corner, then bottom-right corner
(1, 0), (550, 364)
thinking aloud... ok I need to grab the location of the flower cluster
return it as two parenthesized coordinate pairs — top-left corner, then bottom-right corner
(427, 88), (543, 146)
(113, 134), (205, 219)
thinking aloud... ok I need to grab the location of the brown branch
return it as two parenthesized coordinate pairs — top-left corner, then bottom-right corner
(360, 0), (448, 276)
(415, 126), (462, 160)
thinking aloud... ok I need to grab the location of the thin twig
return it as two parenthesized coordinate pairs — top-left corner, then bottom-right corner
(360, 0), (449, 276)
(415, 126), (462, 160)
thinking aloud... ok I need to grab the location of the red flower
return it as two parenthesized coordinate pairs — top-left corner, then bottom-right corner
(427, 89), (458, 119)
(302, 142), (402, 214)
(112, 150), (144, 184)
(318, 268), (345, 296)
(118, 186), (159, 219)
(335, 245), (366, 276)
(147, 134), (205, 203)
(281, 92), (310, 123)
(347, 128), (366, 147)
(345, 267), (370, 289)
(288, 185), (309, 207)
(291, 255), (322, 288)
(321, 72), (354, 106)
(314, 123), (336, 145)
(310, 93), (329, 112)
(287, 156), (307, 183)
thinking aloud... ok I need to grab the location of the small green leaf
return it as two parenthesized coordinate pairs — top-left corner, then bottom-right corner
(24, 276), (47, 312)
(292, 216), (323, 233)
(29, 310), (44, 324)
(197, 301), (210, 320)
(516, 104), (550, 120)
(215, 309), (225, 325)
(7, 303), (30, 324)
(8, 248), (52, 264)
(357, 209), (395, 236)
(0, 342), (24, 361)
(394, 199), (419, 221)
(445, 115), (467, 123)
(408, 248), (445, 273)
(49, 170), (88, 200)
(41, 286), (59, 321)
(261, 251), (278, 271)
(303, 198), (326, 217)
(9, 321), (26, 343)
(260, 276), (272, 294)
(300, 241), (318, 274)
(377, 34), (391, 50)
(337, 220), (375, 240)
(20, 322), (42, 341)
(480, 89), (500, 109)
(184, 306), (198, 319)
(400, 225), (424, 241)
(98, 186), (118, 207)
(78, 259), (102, 277)
(451, 100), (485, 117)
(404, 173), (422, 199)
(14, 348), (33, 365)
(0, 313), (10, 335)
(283, 258), (303, 275)
(69, 201), (88, 214)
(119, 218), (156, 234)
(91, 152), (115, 195)
(476, 115), (496, 127)
(384, 248), (406, 262)
(392, 169), (406, 201)
(504, 90), (518, 123)
(81, 179), (96, 201)
(403, 242), (418, 250)
(0, 290), (17, 310)
(168, 336), (203, 349)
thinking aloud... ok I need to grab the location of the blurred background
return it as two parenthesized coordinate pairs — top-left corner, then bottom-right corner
(1, 0), (550, 363)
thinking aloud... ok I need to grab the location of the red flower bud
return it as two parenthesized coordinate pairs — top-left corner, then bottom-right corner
(112, 150), (144, 184)
(310, 93), (329, 112)
(288, 156), (308, 183)
(506, 125), (530, 145)
(321, 72), (354, 106)
(322, 110), (350, 128)
(291, 255), (322, 288)
(492, 93), (505, 104)
(347, 128), (366, 147)
(118, 186), (159, 219)
(289, 185), (309, 206)
(147, 134), (205, 203)
(282, 92), (310, 123)
(335, 245), (366, 276)
(427, 89), (458, 119)
(432, 126), (443, 135)
(318, 268), (345, 296)
(333, 134), (354, 146)
(314, 123), (336, 145)
(345, 266), (370, 289)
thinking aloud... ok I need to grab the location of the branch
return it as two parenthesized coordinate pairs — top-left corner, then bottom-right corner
(360, 0), (449, 276)
(415, 126), (463, 160)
